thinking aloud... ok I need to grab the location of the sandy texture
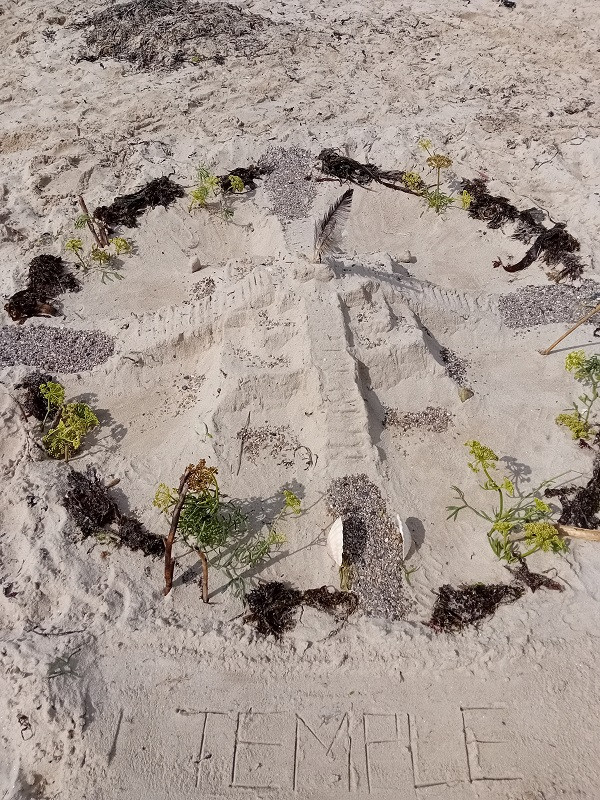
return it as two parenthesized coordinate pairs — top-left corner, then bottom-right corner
(2, 0), (600, 798)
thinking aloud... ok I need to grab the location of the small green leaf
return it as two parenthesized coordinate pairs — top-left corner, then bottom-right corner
(65, 237), (84, 254)
(283, 490), (301, 515)
(556, 411), (591, 440)
(74, 214), (90, 229)
(40, 381), (65, 409)
(153, 483), (177, 512)
(524, 522), (568, 554)
(110, 237), (132, 256)
(228, 175), (245, 193)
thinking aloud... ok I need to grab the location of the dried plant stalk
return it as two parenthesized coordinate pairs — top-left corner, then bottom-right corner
(78, 195), (109, 247)
(539, 302), (600, 355)
(196, 549), (209, 603)
(163, 466), (193, 596)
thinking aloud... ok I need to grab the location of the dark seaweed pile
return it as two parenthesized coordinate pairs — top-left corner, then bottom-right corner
(317, 149), (417, 193)
(428, 559), (564, 633)
(546, 455), (600, 528)
(219, 165), (263, 194)
(244, 582), (303, 638)
(5, 255), (80, 324)
(28, 254), (80, 297)
(75, 0), (272, 71)
(427, 582), (525, 633)
(63, 466), (164, 558)
(94, 176), (185, 229)
(14, 372), (57, 421)
(463, 178), (583, 281)
(244, 581), (358, 638)
(4, 291), (57, 325)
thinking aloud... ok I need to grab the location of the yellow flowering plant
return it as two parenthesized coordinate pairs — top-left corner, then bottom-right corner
(556, 350), (600, 441)
(401, 138), (472, 215)
(448, 441), (568, 562)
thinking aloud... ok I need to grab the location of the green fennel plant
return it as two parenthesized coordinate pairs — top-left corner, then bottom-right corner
(402, 139), (472, 215)
(556, 350), (600, 441)
(39, 380), (65, 425)
(65, 232), (131, 283)
(154, 461), (294, 600)
(39, 381), (99, 462)
(189, 165), (244, 220)
(447, 441), (568, 563)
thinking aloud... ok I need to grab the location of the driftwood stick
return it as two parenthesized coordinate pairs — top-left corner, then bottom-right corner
(196, 549), (210, 603)
(78, 195), (105, 248)
(105, 478), (121, 490)
(554, 523), (600, 542)
(539, 302), (600, 356)
(163, 467), (192, 596)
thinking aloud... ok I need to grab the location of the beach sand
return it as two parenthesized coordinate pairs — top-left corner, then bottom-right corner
(1, 0), (600, 797)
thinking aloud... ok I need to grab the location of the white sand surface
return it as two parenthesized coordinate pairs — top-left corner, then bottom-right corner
(2, 0), (600, 797)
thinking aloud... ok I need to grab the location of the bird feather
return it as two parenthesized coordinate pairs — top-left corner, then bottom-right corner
(313, 188), (354, 262)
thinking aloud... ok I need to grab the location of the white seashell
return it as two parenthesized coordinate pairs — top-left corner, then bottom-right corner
(397, 514), (413, 560)
(326, 517), (344, 566)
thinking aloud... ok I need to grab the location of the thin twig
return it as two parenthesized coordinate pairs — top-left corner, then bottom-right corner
(539, 302), (600, 355)
(236, 411), (251, 476)
(29, 626), (86, 637)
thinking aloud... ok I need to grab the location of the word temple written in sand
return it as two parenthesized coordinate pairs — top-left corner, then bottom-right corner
(163, 706), (523, 794)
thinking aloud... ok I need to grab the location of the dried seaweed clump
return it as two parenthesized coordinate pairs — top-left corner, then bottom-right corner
(508, 561), (564, 593)
(427, 582), (524, 633)
(326, 474), (407, 619)
(94, 176), (185, 229)
(244, 581), (358, 638)
(14, 372), (55, 420)
(462, 178), (583, 281)
(63, 466), (164, 557)
(428, 560), (564, 633)
(5, 255), (80, 324)
(545, 454), (600, 529)
(76, 0), (272, 71)
(219, 166), (263, 193)
(317, 149), (415, 193)
(28, 254), (80, 297)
